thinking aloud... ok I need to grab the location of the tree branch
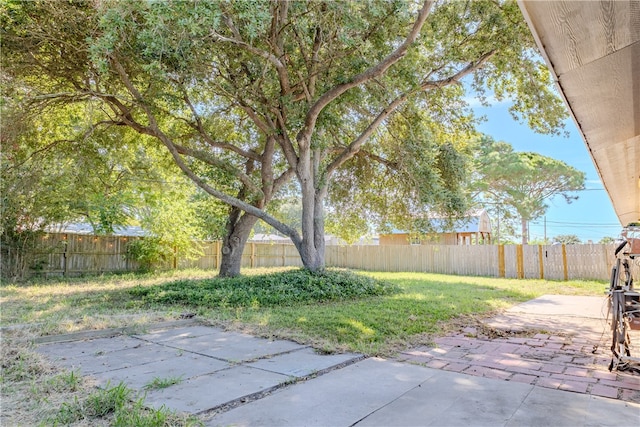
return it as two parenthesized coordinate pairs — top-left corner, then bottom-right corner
(176, 83), (261, 161)
(214, 13), (292, 96)
(323, 49), (496, 187)
(171, 143), (264, 198)
(297, 0), (435, 147)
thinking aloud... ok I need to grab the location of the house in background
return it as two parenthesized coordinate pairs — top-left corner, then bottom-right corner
(249, 233), (347, 246)
(379, 210), (492, 246)
(46, 223), (147, 237)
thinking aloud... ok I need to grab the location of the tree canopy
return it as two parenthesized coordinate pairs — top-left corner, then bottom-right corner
(1, 96), (227, 278)
(1, 0), (569, 273)
(553, 234), (582, 245)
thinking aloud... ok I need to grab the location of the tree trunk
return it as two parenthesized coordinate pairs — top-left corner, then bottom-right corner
(218, 209), (259, 277)
(521, 218), (528, 245)
(295, 181), (327, 272)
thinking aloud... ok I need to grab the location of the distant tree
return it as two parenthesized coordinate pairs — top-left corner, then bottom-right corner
(598, 236), (616, 244)
(528, 237), (551, 245)
(0, 102), (225, 279)
(472, 137), (586, 245)
(553, 234), (582, 245)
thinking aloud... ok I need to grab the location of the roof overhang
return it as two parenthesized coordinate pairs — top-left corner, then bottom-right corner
(518, 0), (640, 227)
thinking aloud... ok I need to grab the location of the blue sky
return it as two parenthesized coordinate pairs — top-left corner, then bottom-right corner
(472, 101), (622, 243)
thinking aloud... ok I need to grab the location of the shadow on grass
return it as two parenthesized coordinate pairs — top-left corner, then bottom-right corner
(2, 269), (600, 355)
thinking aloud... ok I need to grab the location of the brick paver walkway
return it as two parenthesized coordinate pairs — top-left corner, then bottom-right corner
(397, 327), (640, 403)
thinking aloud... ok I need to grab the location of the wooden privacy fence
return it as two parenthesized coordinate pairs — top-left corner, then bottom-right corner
(20, 233), (640, 281)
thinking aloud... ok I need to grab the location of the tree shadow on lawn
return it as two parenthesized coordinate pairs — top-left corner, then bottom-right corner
(2, 271), (560, 355)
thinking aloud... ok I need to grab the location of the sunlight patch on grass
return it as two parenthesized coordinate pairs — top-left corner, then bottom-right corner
(345, 319), (376, 337)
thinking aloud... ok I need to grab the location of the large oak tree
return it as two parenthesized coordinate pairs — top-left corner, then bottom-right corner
(2, 0), (568, 275)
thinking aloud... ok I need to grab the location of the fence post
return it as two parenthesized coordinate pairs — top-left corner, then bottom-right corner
(562, 244), (568, 281)
(250, 243), (255, 268)
(215, 240), (220, 270)
(63, 234), (69, 277)
(498, 245), (505, 278)
(516, 245), (524, 279)
(172, 245), (178, 269)
(538, 245), (544, 279)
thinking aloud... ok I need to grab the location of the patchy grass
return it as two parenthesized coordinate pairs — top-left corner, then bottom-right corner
(144, 376), (184, 391)
(1, 268), (607, 425)
(48, 380), (200, 426)
(194, 272), (607, 355)
(0, 331), (200, 426)
(1, 268), (606, 349)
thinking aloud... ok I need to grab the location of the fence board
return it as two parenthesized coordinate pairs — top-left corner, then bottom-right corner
(16, 233), (640, 282)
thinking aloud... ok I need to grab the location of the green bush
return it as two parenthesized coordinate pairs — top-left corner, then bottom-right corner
(126, 238), (174, 271)
(128, 269), (399, 308)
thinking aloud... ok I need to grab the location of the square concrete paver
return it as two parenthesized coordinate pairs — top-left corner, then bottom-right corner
(206, 358), (440, 427)
(505, 386), (640, 426)
(37, 339), (180, 374)
(37, 335), (144, 360)
(247, 347), (362, 378)
(133, 325), (224, 342)
(144, 365), (290, 414)
(356, 370), (534, 426)
(91, 352), (230, 390)
(140, 328), (306, 362)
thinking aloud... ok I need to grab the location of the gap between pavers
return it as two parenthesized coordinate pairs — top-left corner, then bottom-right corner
(35, 323), (364, 415)
(204, 357), (640, 427)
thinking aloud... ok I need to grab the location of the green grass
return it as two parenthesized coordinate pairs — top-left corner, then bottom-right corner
(191, 271), (607, 355)
(50, 381), (200, 426)
(144, 375), (184, 391)
(0, 268), (607, 353)
(1, 268), (607, 425)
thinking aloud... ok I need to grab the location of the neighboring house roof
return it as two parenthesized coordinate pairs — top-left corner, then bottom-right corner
(249, 233), (347, 245)
(249, 233), (293, 243)
(46, 223), (148, 237)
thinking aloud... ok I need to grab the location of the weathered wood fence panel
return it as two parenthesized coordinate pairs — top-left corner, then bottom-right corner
(35, 234), (142, 276)
(17, 233), (640, 282)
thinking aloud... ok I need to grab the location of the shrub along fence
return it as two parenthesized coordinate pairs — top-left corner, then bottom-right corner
(11, 232), (639, 281)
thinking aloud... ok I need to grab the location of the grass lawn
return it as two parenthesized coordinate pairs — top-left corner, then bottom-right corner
(1, 268), (607, 354)
(1, 268), (607, 425)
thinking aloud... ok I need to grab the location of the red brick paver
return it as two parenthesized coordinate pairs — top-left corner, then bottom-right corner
(397, 327), (640, 403)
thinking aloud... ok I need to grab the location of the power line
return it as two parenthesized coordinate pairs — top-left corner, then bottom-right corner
(530, 219), (620, 227)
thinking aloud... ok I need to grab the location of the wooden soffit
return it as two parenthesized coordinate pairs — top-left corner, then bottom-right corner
(518, 0), (640, 226)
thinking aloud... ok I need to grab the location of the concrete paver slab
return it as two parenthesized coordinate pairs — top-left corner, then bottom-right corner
(205, 358), (439, 427)
(151, 329), (306, 362)
(506, 295), (607, 319)
(36, 335), (144, 359)
(246, 347), (363, 378)
(355, 369), (534, 426)
(144, 365), (290, 414)
(38, 340), (180, 374)
(355, 367), (640, 427)
(505, 386), (640, 427)
(91, 352), (230, 390)
(133, 325), (225, 342)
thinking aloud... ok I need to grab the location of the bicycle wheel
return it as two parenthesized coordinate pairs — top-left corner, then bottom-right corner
(610, 290), (631, 370)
